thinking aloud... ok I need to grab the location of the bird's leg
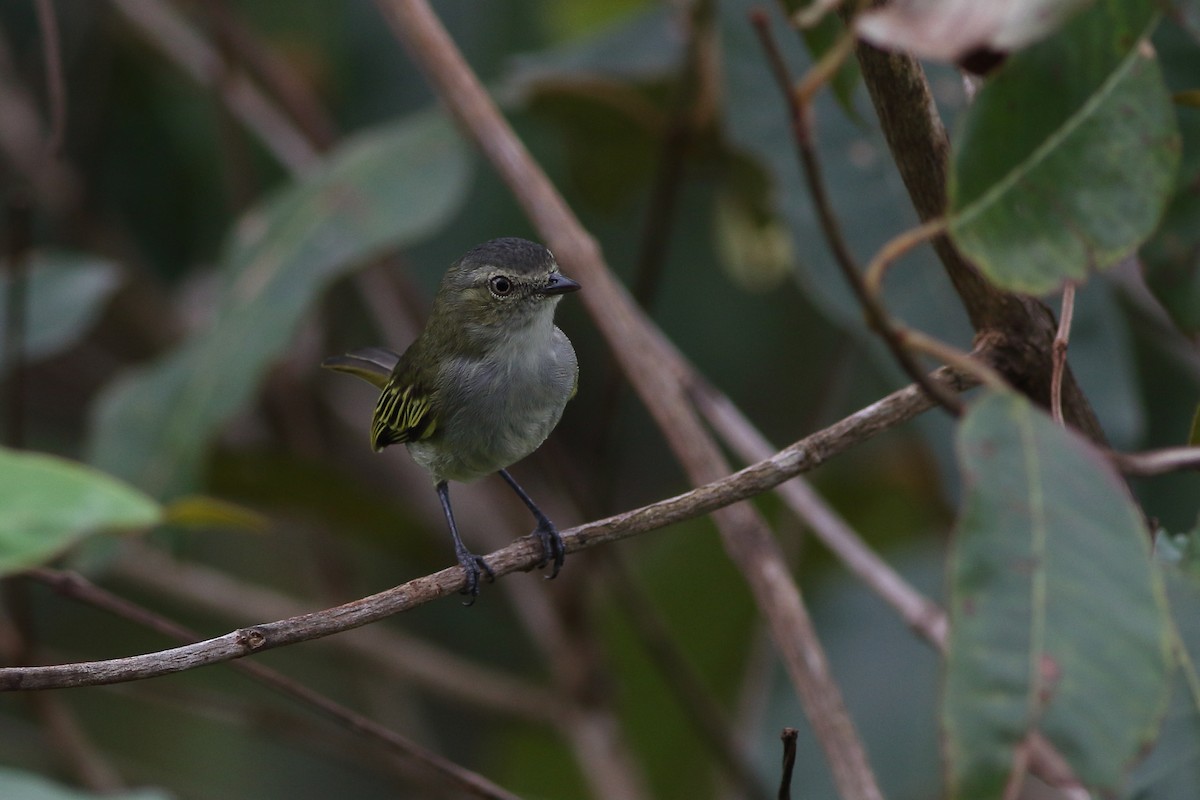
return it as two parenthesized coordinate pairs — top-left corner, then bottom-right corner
(436, 481), (494, 603)
(498, 469), (565, 579)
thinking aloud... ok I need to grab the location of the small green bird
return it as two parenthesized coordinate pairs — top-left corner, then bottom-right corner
(323, 238), (580, 600)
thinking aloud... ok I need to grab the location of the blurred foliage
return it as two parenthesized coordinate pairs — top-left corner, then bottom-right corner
(0, 1), (1198, 799)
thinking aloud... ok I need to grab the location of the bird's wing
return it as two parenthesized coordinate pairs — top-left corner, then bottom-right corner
(321, 347), (401, 390)
(370, 367), (436, 451)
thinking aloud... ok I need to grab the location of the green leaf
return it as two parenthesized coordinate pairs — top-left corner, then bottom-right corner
(944, 391), (1171, 798)
(948, 0), (1180, 295)
(88, 111), (472, 499)
(0, 251), (121, 371)
(0, 448), (161, 576)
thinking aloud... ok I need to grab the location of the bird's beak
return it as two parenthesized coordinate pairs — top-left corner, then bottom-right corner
(541, 273), (581, 296)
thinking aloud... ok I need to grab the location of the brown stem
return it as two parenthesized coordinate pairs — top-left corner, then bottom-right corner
(749, 10), (963, 416)
(0, 367), (966, 691)
(777, 727), (799, 800)
(1051, 283), (1076, 424)
(847, 35), (1107, 444)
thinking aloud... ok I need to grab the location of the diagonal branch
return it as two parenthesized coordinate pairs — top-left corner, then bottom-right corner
(373, 3), (884, 795)
(0, 366), (966, 693)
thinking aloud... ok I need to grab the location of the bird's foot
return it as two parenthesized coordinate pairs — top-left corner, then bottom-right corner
(533, 519), (566, 580)
(456, 547), (495, 605)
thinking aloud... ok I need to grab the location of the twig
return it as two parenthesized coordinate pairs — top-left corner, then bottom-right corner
(1, 578), (125, 792)
(109, 0), (320, 173)
(34, 0), (67, 155)
(748, 10), (963, 416)
(1051, 282), (1076, 424)
(898, 328), (1007, 394)
(1111, 446), (1200, 476)
(778, 727), (798, 800)
(863, 218), (947, 295)
(199, 0), (339, 149)
(592, 0), (714, 485)
(690, 375), (952, 647)
(110, 542), (559, 724)
(24, 569), (522, 800)
(793, 23), (857, 108)
(846, 33), (1107, 444)
(373, 2), (884, 797)
(0, 368), (962, 691)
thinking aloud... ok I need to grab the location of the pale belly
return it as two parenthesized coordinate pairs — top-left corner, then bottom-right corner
(407, 329), (576, 483)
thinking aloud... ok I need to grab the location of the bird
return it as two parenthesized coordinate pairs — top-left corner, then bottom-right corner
(322, 237), (580, 601)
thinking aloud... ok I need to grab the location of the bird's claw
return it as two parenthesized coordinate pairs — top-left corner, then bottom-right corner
(533, 520), (566, 580)
(457, 550), (495, 605)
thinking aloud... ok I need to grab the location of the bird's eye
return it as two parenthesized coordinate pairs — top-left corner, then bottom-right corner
(489, 275), (514, 296)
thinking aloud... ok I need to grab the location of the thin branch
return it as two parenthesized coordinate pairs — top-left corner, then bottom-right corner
(0, 368), (965, 692)
(690, 376), (952, 647)
(372, 2), (884, 797)
(34, 0), (67, 155)
(1, 578), (125, 792)
(777, 727), (799, 800)
(109, 0), (320, 173)
(199, 0), (339, 149)
(846, 32), (1107, 444)
(863, 217), (947, 295)
(25, 569), (522, 800)
(1051, 282), (1076, 424)
(899, 327), (1008, 393)
(110, 543), (560, 724)
(1111, 446), (1200, 476)
(748, 10), (963, 416)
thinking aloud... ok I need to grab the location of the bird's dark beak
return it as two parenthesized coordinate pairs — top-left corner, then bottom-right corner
(541, 273), (581, 296)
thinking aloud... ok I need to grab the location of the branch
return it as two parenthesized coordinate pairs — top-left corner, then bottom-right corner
(110, 543), (559, 724)
(749, 10), (964, 416)
(25, 569), (522, 800)
(846, 31), (1107, 444)
(372, 2), (884, 796)
(1112, 446), (1200, 477)
(109, 0), (320, 173)
(1051, 283), (1076, 424)
(0, 368), (962, 692)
